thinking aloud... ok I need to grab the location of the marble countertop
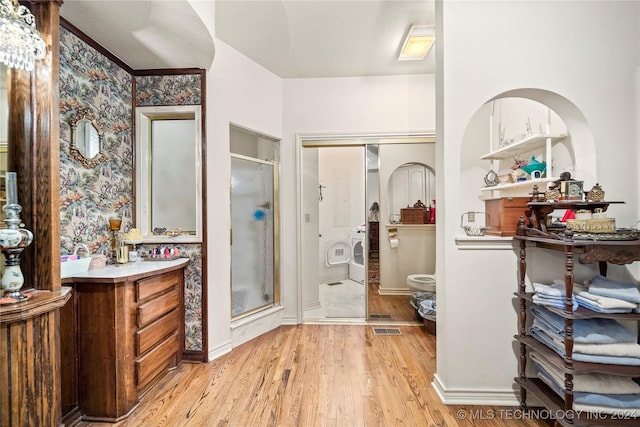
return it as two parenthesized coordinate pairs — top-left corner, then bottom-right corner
(66, 257), (189, 282)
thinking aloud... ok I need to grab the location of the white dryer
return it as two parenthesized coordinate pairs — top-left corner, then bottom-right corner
(348, 225), (366, 284)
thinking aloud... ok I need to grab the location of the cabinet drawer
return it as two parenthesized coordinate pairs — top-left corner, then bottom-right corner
(135, 332), (179, 389)
(137, 270), (181, 301)
(136, 308), (179, 356)
(137, 288), (179, 328)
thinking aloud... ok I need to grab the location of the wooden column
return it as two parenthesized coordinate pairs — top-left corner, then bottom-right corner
(0, 289), (71, 426)
(2, 2), (66, 426)
(8, 0), (62, 292)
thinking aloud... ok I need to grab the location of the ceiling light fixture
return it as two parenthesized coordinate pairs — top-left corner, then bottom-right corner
(0, 0), (46, 71)
(398, 25), (434, 61)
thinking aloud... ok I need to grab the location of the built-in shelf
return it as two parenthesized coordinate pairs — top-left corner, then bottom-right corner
(480, 177), (557, 192)
(480, 133), (566, 160)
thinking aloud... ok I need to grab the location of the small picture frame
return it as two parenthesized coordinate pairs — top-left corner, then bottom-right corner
(560, 180), (583, 201)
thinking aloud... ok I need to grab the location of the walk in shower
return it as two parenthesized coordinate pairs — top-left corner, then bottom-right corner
(230, 148), (279, 318)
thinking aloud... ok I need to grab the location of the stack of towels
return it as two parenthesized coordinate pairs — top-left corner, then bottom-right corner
(530, 350), (640, 416)
(532, 282), (578, 311)
(578, 275), (640, 313)
(529, 275), (640, 416)
(529, 305), (640, 415)
(529, 305), (640, 366)
(532, 275), (640, 313)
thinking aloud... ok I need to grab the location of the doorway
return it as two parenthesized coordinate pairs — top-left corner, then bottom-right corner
(298, 134), (435, 324)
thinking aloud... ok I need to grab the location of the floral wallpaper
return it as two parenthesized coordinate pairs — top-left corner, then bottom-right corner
(59, 27), (204, 352)
(136, 74), (202, 106)
(59, 26), (133, 256)
(135, 74), (203, 352)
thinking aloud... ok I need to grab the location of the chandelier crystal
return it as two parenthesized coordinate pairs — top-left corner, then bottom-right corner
(0, 0), (46, 71)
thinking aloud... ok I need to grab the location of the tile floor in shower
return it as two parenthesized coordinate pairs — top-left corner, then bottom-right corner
(304, 279), (366, 321)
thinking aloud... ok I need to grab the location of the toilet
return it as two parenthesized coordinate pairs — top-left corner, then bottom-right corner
(406, 274), (436, 293)
(408, 274), (438, 336)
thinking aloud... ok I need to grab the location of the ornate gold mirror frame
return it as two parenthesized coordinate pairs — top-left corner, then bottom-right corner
(69, 107), (108, 168)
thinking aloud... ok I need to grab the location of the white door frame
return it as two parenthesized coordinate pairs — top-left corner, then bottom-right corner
(295, 131), (435, 324)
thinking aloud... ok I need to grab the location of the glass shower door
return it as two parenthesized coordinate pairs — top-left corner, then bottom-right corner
(230, 154), (277, 317)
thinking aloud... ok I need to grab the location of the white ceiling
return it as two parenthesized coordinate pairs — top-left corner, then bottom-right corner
(60, 0), (435, 78)
(214, 0), (435, 78)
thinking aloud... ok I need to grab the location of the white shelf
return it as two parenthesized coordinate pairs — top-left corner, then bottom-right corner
(480, 134), (566, 160)
(480, 177), (557, 192)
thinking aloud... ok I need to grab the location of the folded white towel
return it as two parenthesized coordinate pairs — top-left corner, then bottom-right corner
(573, 403), (640, 416)
(574, 341), (640, 358)
(533, 282), (568, 297)
(548, 334), (640, 358)
(530, 351), (640, 395)
(574, 282), (638, 310)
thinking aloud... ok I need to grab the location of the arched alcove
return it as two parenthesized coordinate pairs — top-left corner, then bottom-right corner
(387, 162), (436, 222)
(459, 88), (597, 216)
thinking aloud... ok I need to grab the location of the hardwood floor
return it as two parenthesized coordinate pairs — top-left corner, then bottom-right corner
(367, 255), (418, 323)
(75, 325), (552, 427)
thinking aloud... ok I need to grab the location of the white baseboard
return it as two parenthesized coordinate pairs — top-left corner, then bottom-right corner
(281, 315), (299, 325)
(377, 287), (412, 296)
(431, 374), (523, 406)
(207, 340), (232, 361)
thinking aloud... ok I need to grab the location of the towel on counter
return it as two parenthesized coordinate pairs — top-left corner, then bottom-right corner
(529, 324), (640, 365)
(530, 305), (637, 344)
(573, 282), (637, 313)
(535, 363), (640, 409)
(588, 275), (640, 304)
(530, 351), (640, 394)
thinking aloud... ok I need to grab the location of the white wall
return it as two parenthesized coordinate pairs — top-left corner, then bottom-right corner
(283, 74), (436, 323)
(378, 143), (436, 293)
(318, 146), (365, 284)
(435, 0), (639, 405)
(207, 38), (284, 357)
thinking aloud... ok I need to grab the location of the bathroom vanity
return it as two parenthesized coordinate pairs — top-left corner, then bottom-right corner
(60, 258), (189, 423)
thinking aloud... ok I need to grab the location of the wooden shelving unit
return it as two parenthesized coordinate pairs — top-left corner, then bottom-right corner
(513, 201), (640, 426)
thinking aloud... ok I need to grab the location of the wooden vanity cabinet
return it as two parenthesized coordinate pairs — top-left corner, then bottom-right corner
(64, 262), (187, 422)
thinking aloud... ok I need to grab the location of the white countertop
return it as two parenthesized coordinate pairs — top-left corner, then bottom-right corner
(66, 258), (190, 281)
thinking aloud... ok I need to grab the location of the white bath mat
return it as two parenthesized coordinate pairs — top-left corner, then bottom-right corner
(325, 289), (366, 318)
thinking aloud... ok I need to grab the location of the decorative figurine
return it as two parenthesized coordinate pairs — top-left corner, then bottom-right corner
(0, 172), (34, 304)
(585, 183), (605, 202)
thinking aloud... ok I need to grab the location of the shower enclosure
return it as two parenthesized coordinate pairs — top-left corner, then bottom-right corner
(230, 154), (279, 317)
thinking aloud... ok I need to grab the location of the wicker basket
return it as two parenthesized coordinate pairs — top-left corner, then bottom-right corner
(460, 211), (489, 236)
(400, 207), (426, 224)
(566, 218), (616, 233)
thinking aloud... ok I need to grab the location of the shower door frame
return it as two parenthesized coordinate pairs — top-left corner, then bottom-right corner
(230, 153), (281, 320)
(296, 132), (436, 324)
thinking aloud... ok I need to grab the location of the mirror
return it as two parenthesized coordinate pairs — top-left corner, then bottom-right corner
(69, 108), (108, 168)
(1, 64), (7, 147)
(135, 105), (202, 243)
(1, 64), (7, 212)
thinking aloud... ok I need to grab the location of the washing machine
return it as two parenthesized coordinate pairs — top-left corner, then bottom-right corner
(349, 225), (366, 284)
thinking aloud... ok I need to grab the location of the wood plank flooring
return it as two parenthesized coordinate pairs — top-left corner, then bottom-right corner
(75, 325), (552, 427)
(367, 255), (417, 323)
